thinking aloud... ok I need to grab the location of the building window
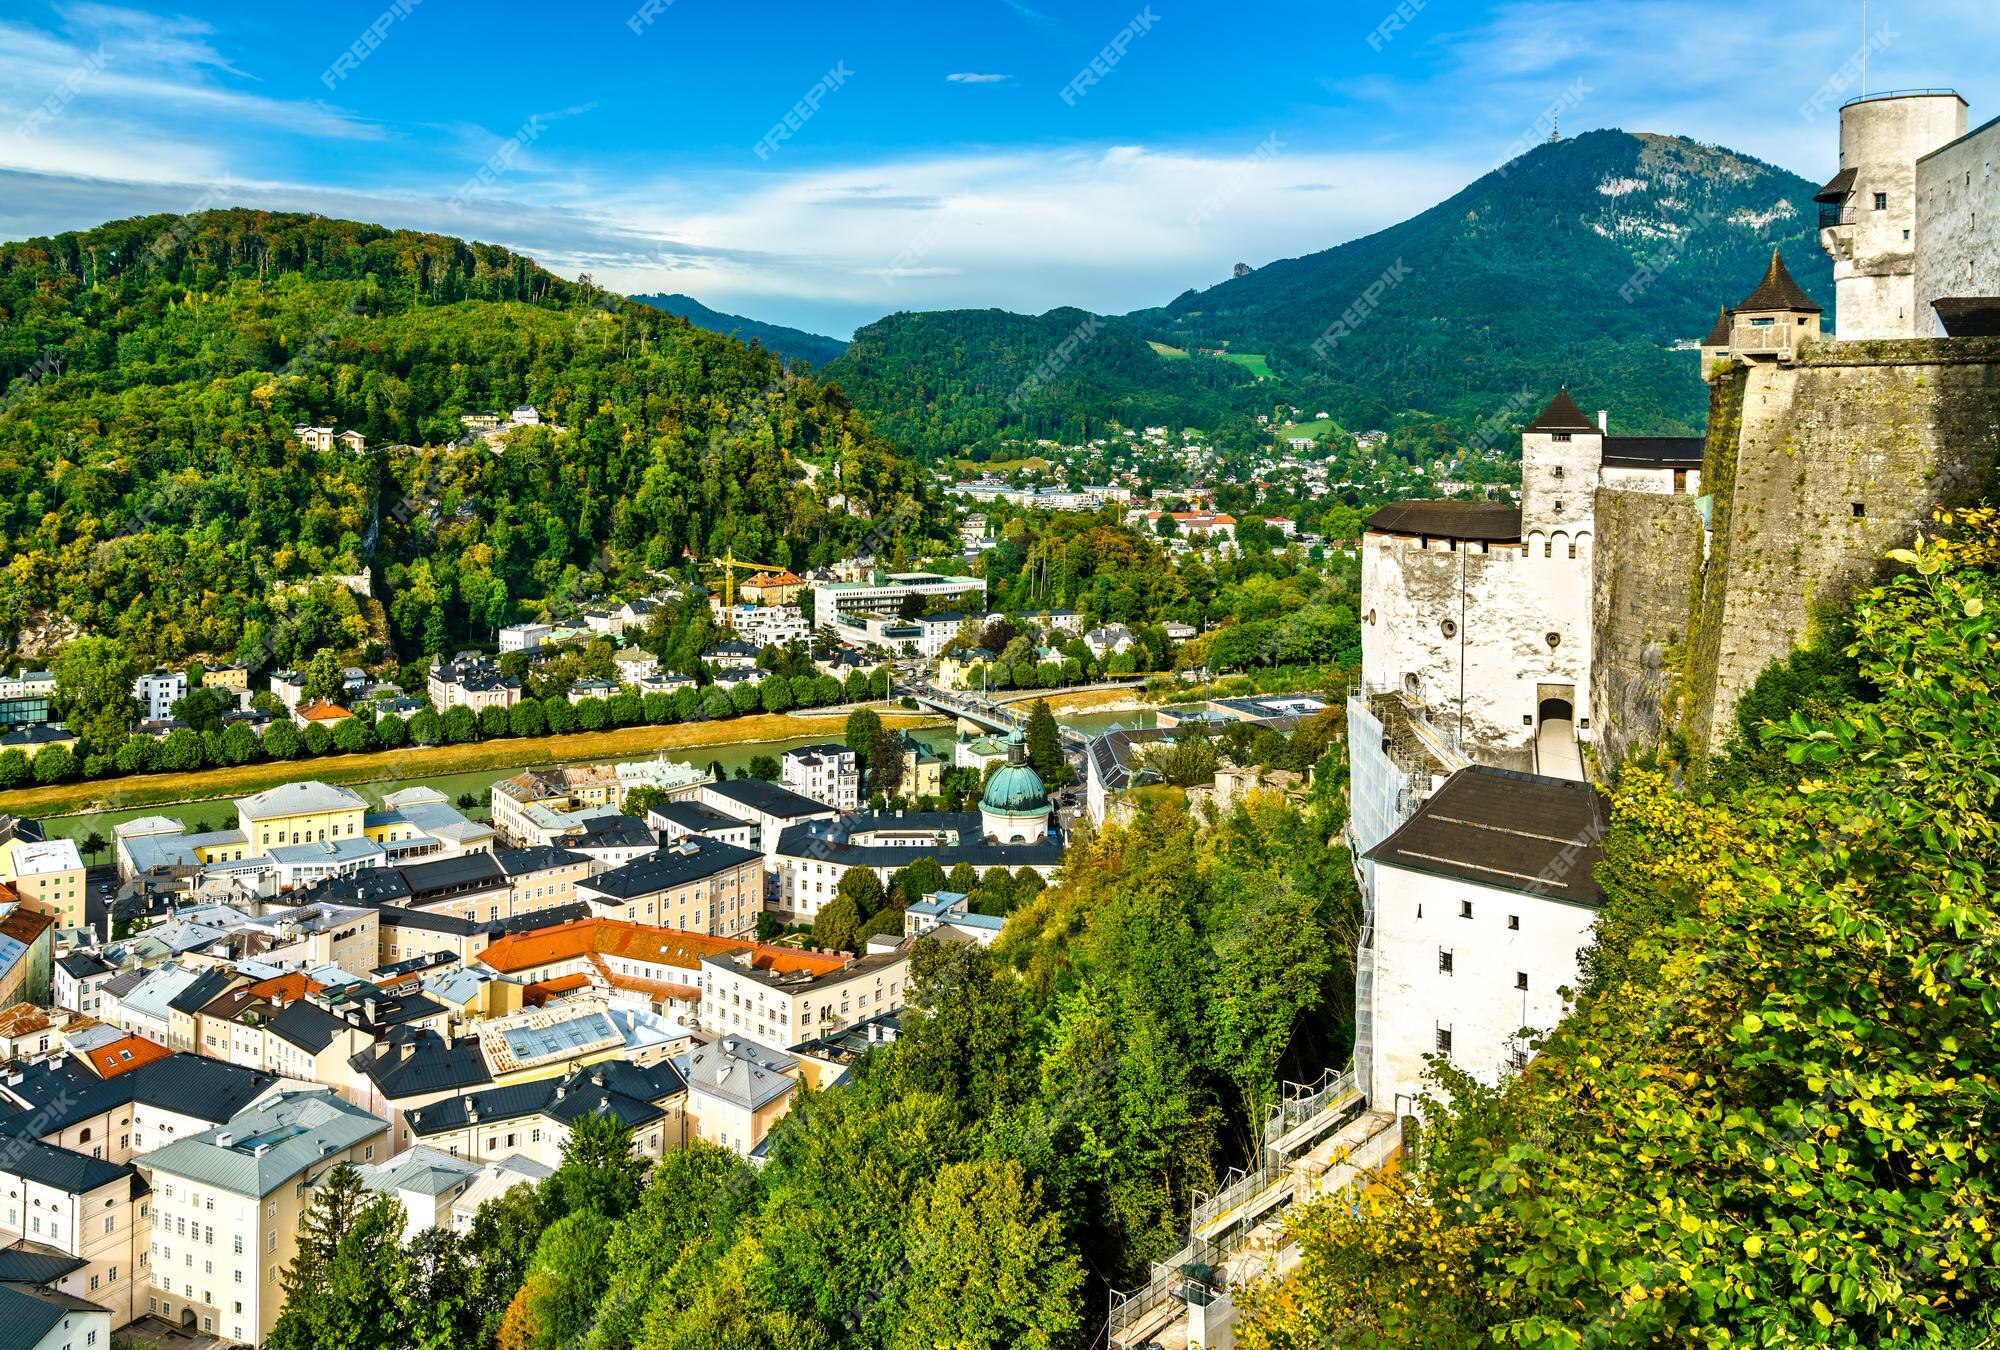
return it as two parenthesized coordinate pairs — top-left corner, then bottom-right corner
(1507, 914), (1520, 931)
(1852, 502), (1866, 517)
(1435, 1028), (1453, 1055)
(1509, 1048), (1530, 1072)
(1873, 191), (1888, 211)
(1459, 900), (1473, 918)
(1440, 619), (1458, 638)
(1438, 950), (1454, 974)
(1515, 971), (1529, 991)
(1552, 432), (1571, 443)
(1552, 465), (1564, 479)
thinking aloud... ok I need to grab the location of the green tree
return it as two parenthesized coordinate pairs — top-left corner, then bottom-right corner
(886, 1159), (1084, 1350)
(31, 743), (75, 784)
(51, 637), (140, 752)
(542, 1110), (648, 1223)
(1024, 698), (1067, 785)
(509, 700), (546, 737)
(870, 727), (905, 798)
(503, 1209), (612, 1350)
(269, 1161), (411, 1350)
(747, 753), (781, 782)
(844, 707), (882, 771)
(810, 891), (863, 953)
(0, 748), (28, 789)
(442, 704), (480, 743)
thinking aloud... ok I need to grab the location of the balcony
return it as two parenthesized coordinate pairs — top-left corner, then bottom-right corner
(1818, 204), (1855, 231)
(1730, 324), (1806, 360)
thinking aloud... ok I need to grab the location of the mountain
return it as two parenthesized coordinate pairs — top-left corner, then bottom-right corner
(823, 306), (1266, 461)
(0, 211), (945, 666)
(828, 131), (1831, 450)
(630, 292), (848, 369)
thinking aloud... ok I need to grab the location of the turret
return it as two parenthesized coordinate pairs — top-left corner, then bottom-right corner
(1520, 388), (1600, 550)
(1817, 91), (1968, 339)
(1727, 251), (1824, 362)
(1698, 307), (1733, 383)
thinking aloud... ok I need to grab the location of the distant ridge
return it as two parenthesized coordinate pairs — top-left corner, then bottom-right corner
(630, 293), (848, 369)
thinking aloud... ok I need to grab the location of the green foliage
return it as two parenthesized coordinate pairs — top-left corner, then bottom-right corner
(0, 209), (951, 666)
(268, 1162), (411, 1350)
(1244, 512), (2000, 1348)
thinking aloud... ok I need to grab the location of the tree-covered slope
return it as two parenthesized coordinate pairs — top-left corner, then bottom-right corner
(1134, 130), (1829, 434)
(823, 132), (1829, 451)
(629, 292), (849, 369)
(823, 306), (1263, 459)
(0, 211), (947, 664)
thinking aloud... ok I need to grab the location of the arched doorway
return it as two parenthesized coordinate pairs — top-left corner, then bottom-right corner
(1537, 696), (1574, 725)
(181, 1308), (198, 1330)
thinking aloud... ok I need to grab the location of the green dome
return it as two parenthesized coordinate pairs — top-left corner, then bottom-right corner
(982, 761), (1048, 814)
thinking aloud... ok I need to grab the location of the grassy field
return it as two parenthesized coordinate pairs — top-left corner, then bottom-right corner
(1279, 418), (1338, 439)
(1215, 351), (1274, 379)
(1147, 340), (1190, 359)
(951, 455), (1052, 475)
(0, 709), (941, 824)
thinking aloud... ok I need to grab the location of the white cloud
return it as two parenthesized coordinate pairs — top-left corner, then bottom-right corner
(946, 72), (1011, 84)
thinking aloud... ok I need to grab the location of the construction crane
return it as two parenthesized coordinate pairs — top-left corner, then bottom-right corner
(701, 550), (789, 612)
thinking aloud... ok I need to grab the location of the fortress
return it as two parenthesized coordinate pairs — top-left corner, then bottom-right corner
(1349, 91), (2000, 1112)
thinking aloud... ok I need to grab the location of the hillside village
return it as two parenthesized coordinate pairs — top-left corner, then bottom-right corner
(0, 82), (1993, 1350)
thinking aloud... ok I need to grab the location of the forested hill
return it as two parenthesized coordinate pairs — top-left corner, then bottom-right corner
(1132, 130), (1829, 433)
(0, 210), (947, 665)
(823, 306), (1263, 460)
(630, 292), (849, 369)
(823, 131), (1829, 451)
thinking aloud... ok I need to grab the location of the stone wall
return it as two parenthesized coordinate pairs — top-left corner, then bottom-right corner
(1589, 488), (1704, 768)
(1681, 339), (2000, 751)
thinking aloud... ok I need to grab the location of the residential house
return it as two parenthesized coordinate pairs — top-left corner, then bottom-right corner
(779, 743), (860, 812)
(133, 670), (187, 722)
(427, 659), (521, 712)
(575, 838), (766, 937)
(684, 1038), (800, 1159)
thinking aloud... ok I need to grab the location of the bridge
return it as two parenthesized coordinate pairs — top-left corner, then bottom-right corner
(907, 680), (1142, 753)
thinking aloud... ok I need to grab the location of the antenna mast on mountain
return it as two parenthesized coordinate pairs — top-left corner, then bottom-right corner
(1550, 112), (1560, 144)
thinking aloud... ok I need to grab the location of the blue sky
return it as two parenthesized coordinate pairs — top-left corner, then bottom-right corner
(1, 0), (1993, 337)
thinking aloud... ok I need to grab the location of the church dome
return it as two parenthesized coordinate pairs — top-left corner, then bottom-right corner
(982, 732), (1048, 814)
(982, 760), (1048, 814)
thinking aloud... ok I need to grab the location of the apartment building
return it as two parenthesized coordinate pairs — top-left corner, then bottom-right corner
(234, 782), (368, 855)
(427, 659), (521, 712)
(141, 1089), (389, 1346)
(779, 743), (860, 811)
(0, 1137), (150, 1325)
(0, 823), (86, 932)
(684, 1037), (800, 1159)
(575, 838), (765, 937)
(491, 766), (623, 847)
(699, 943), (911, 1053)
(400, 1060), (686, 1168)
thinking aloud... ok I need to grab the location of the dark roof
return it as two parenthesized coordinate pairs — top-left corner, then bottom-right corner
(0, 1243), (88, 1286)
(1737, 250), (1822, 313)
(493, 846), (587, 877)
(57, 951), (114, 981)
(775, 813), (1065, 871)
(375, 906), (495, 937)
(166, 966), (239, 1015)
(1525, 388), (1597, 433)
(1703, 306), (1733, 347)
(582, 838), (763, 900)
(269, 1001), (354, 1054)
(0, 1134), (132, 1194)
(1086, 726), (1175, 794)
(1364, 766), (1609, 907)
(560, 815), (655, 851)
(1600, 437), (1705, 470)
(398, 851), (507, 902)
(498, 902), (591, 934)
(406, 1060), (684, 1136)
(0, 1056), (286, 1137)
(1814, 166), (1857, 203)
(301, 869), (412, 907)
(1364, 501), (1523, 543)
(350, 1030), (493, 1099)
(703, 778), (837, 820)
(0, 1282), (105, 1349)
(648, 801), (749, 833)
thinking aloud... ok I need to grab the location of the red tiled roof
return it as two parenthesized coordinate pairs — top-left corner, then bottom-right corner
(0, 1003), (51, 1038)
(297, 700), (353, 721)
(86, 1034), (173, 1078)
(478, 916), (844, 979)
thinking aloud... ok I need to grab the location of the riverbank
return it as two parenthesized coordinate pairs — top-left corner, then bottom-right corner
(0, 707), (942, 822)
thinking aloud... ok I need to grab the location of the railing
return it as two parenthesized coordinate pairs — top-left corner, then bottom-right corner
(1842, 87), (1962, 109)
(1264, 1069), (1356, 1148)
(1731, 325), (1800, 355)
(1818, 204), (1855, 230)
(1107, 1235), (1225, 1340)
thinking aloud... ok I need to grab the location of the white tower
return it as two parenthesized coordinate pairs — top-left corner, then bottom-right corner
(1817, 91), (1968, 340)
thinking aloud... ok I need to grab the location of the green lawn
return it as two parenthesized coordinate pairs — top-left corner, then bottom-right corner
(1279, 418), (1338, 439)
(1214, 351), (1274, 379)
(1147, 341), (1190, 359)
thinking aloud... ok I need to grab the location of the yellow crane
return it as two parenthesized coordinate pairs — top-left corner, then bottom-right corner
(701, 550), (789, 611)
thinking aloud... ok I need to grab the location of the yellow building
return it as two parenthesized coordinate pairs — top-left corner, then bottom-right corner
(234, 781), (367, 853)
(198, 663), (250, 693)
(0, 818), (86, 931)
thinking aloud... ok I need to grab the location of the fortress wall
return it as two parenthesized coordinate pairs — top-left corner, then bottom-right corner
(1589, 488), (1704, 769)
(1684, 339), (2000, 751)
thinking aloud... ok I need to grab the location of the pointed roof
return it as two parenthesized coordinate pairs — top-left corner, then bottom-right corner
(1704, 306), (1733, 347)
(1525, 387), (1598, 434)
(1737, 250), (1822, 313)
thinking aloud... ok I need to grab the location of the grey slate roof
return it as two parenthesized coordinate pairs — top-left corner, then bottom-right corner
(581, 837), (762, 900)
(0, 1282), (105, 1350)
(1365, 500), (1523, 543)
(0, 1135), (132, 1195)
(1363, 765), (1609, 908)
(703, 778), (836, 820)
(236, 780), (367, 820)
(0, 1243), (88, 1287)
(1600, 436), (1705, 470)
(775, 812), (1065, 871)
(140, 1090), (386, 1198)
(685, 1038), (797, 1111)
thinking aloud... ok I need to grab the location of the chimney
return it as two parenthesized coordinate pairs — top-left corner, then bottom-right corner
(1596, 410), (1608, 433)
(217, 1132), (235, 1148)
